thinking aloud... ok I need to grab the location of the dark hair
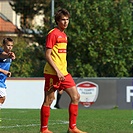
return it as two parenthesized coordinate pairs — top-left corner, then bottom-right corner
(2, 38), (13, 45)
(55, 8), (70, 25)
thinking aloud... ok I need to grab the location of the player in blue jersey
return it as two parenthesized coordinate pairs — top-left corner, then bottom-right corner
(0, 38), (15, 111)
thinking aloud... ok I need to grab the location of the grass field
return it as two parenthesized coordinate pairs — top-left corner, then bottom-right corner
(0, 108), (133, 133)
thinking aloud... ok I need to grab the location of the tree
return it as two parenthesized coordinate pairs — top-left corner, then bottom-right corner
(55, 0), (133, 77)
(9, 0), (50, 30)
(9, 0), (133, 77)
(10, 37), (45, 77)
(9, 0), (50, 77)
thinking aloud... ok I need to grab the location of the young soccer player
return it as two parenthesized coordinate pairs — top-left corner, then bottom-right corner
(40, 9), (87, 133)
(0, 38), (15, 112)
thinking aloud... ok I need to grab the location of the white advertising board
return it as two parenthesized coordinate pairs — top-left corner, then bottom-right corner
(2, 78), (57, 109)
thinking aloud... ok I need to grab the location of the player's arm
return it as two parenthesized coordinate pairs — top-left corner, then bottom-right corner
(0, 51), (15, 60)
(45, 48), (65, 81)
(0, 51), (9, 58)
(0, 68), (11, 77)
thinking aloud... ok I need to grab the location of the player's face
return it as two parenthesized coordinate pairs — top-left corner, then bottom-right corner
(57, 15), (69, 31)
(4, 41), (13, 53)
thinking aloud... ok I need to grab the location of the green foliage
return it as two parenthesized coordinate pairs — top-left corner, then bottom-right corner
(9, 0), (133, 77)
(58, 0), (133, 77)
(10, 37), (45, 77)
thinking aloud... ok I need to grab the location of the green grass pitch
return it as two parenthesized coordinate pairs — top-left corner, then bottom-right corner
(0, 108), (133, 133)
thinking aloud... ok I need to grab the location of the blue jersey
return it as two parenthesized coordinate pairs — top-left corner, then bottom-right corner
(0, 48), (12, 88)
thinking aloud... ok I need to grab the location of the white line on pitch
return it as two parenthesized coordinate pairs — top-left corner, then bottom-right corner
(0, 120), (69, 129)
(0, 124), (39, 129)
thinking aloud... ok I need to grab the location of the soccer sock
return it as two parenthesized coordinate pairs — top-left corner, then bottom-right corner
(69, 103), (78, 129)
(40, 105), (50, 131)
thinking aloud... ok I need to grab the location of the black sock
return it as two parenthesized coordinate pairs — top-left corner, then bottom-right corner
(55, 93), (62, 107)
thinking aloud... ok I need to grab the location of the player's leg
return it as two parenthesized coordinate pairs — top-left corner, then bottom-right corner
(0, 97), (5, 122)
(61, 74), (79, 130)
(54, 90), (63, 109)
(0, 89), (6, 107)
(0, 88), (6, 105)
(40, 88), (55, 133)
(65, 87), (87, 133)
(0, 97), (2, 122)
(40, 74), (58, 133)
(65, 86), (80, 128)
(0, 88), (6, 122)
(0, 96), (6, 104)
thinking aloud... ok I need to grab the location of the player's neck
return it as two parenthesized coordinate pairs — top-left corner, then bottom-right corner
(56, 26), (65, 32)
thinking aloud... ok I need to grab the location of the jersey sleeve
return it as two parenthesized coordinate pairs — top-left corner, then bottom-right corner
(45, 31), (56, 49)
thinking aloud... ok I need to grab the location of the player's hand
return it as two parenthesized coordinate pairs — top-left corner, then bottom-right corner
(4, 71), (11, 77)
(7, 72), (11, 77)
(57, 71), (65, 81)
(8, 52), (16, 60)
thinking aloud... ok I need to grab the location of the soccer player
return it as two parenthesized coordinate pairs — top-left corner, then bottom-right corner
(0, 38), (15, 113)
(40, 9), (87, 133)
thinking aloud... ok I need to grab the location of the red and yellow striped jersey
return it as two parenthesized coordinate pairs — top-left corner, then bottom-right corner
(44, 28), (68, 76)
